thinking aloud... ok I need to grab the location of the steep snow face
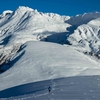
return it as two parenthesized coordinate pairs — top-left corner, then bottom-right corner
(68, 17), (100, 53)
(0, 41), (100, 91)
(65, 12), (100, 54)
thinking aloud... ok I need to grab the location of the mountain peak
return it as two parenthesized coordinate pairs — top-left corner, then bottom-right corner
(17, 6), (34, 11)
(14, 6), (35, 14)
(13, 6), (37, 16)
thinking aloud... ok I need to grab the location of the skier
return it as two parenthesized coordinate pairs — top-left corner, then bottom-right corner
(48, 86), (51, 93)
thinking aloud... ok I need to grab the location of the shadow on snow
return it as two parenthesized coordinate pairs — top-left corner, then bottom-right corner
(1, 75), (100, 99)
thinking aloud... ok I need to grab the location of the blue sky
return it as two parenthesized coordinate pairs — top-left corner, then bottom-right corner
(0, 0), (100, 16)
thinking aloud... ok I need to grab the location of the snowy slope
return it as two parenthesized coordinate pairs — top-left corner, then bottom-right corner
(0, 76), (100, 100)
(0, 41), (100, 91)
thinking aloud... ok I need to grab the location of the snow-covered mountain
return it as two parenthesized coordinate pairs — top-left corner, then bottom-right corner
(0, 6), (70, 45)
(68, 16), (100, 53)
(0, 6), (100, 99)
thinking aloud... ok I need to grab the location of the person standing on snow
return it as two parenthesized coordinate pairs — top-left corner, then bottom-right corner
(48, 86), (51, 93)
